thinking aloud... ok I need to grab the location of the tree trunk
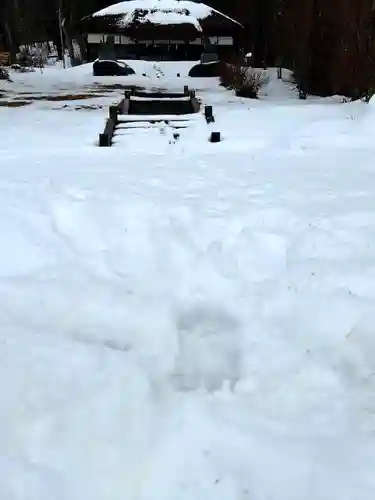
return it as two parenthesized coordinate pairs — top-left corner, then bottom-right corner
(62, 18), (78, 66)
(4, 21), (17, 63)
(54, 34), (63, 59)
(75, 34), (87, 63)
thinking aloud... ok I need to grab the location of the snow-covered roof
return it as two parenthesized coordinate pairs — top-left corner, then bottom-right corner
(90, 0), (242, 32)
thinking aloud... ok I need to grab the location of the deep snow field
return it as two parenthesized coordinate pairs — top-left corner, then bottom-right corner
(1, 61), (375, 500)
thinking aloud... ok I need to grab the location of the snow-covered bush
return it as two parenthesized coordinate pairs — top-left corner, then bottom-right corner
(17, 45), (46, 68)
(11, 64), (35, 73)
(220, 60), (268, 98)
(0, 65), (10, 81)
(361, 88), (375, 103)
(17, 48), (33, 67)
(236, 70), (269, 98)
(219, 61), (240, 89)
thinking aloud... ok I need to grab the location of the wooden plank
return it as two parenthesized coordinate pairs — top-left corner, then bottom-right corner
(99, 118), (115, 147)
(118, 114), (199, 122)
(116, 98), (126, 112)
(128, 98), (195, 115)
(122, 97), (130, 114)
(117, 121), (191, 129)
(133, 91), (187, 99)
(115, 125), (189, 134)
(191, 97), (200, 113)
(130, 95), (190, 101)
(109, 105), (118, 123)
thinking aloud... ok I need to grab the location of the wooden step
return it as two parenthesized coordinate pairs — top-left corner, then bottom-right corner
(128, 99), (194, 115)
(117, 120), (192, 129)
(118, 114), (198, 122)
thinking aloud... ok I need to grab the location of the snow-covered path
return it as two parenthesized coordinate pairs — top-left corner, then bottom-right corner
(1, 67), (375, 500)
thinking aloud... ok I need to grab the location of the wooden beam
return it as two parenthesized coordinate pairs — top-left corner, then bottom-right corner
(99, 118), (115, 147)
(204, 105), (215, 123)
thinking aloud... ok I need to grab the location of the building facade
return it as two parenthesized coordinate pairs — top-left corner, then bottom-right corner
(80, 0), (243, 61)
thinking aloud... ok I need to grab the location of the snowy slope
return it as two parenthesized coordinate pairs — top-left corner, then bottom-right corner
(0, 65), (375, 500)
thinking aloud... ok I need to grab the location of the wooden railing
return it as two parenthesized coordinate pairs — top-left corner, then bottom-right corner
(98, 87), (221, 146)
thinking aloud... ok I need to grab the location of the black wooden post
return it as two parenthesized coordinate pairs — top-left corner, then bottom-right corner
(99, 118), (115, 147)
(99, 133), (111, 147)
(109, 105), (118, 124)
(210, 132), (221, 143)
(204, 105), (214, 123)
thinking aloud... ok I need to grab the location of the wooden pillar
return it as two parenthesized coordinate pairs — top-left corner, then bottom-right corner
(204, 105), (214, 123)
(109, 105), (118, 124)
(99, 118), (115, 147)
(99, 133), (111, 147)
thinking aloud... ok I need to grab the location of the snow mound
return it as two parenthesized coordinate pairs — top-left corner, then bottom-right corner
(92, 0), (242, 29)
(94, 0), (215, 19)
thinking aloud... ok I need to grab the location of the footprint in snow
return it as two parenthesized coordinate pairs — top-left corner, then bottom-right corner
(171, 304), (241, 392)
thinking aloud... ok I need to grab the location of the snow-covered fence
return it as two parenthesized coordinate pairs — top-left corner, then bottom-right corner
(124, 87), (199, 116)
(99, 99), (125, 146)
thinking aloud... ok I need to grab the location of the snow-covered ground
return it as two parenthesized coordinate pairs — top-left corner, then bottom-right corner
(1, 62), (375, 500)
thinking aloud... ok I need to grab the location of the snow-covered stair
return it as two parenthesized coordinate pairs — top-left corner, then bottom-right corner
(112, 112), (207, 148)
(98, 88), (219, 148)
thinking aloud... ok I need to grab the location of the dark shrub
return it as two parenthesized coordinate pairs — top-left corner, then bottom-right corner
(220, 60), (268, 98)
(93, 60), (135, 76)
(0, 65), (11, 81)
(188, 61), (221, 78)
(235, 70), (268, 98)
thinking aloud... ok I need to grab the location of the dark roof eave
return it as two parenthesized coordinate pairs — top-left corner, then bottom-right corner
(80, 22), (242, 37)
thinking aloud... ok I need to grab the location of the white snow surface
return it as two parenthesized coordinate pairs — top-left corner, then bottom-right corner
(93, 0), (216, 18)
(91, 0), (242, 30)
(1, 63), (375, 499)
